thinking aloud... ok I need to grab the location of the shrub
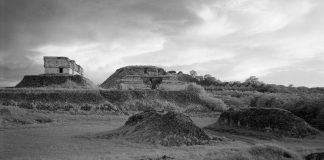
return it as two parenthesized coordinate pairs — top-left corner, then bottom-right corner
(185, 83), (205, 95)
(18, 102), (35, 110)
(62, 104), (76, 111)
(199, 94), (228, 112)
(96, 102), (118, 112)
(0, 106), (53, 125)
(2, 100), (18, 106)
(36, 103), (53, 111)
(80, 104), (94, 111)
(185, 83), (228, 112)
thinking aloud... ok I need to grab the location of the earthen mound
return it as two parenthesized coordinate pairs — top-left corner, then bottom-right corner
(96, 110), (210, 146)
(16, 74), (98, 89)
(305, 152), (324, 160)
(206, 108), (319, 138)
(100, 65), (166, 89)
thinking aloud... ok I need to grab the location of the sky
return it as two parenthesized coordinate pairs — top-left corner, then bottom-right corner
(1, 0), (324, 87)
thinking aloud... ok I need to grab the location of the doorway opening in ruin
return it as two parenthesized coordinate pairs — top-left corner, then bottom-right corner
(59, 68), (63, 73)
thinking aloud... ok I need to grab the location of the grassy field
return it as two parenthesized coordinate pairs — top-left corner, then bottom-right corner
(1, 105), (323, 160)
(1, 87), (323, 160)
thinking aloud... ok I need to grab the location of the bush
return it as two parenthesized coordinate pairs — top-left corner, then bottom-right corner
(185, 83), (228, 112)
(80, 104), (94, 111)
(96, 102), (118, 112)
(36, 103), (53, 111)
(2, 100), (18, 106)
(199, 94), (228, 112)
(185, 83), (205, 95)
(18, 102), (35, 110)
(62, 104), (76, 111)
(0, 106), (53, 125)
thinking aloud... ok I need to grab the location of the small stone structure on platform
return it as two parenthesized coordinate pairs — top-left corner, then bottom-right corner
(14, 56), (97, 89)
(44, 56), (83, 76)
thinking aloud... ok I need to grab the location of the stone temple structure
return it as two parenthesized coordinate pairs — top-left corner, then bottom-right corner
(15, 56), (98, 89)
(44, 56), (83, 76)
(100, 65), (187, 91)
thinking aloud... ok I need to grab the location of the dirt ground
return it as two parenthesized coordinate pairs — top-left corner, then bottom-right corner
(1, 114), (323, 160)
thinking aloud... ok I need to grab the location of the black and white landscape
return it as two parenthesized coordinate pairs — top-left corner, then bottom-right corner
(1, 0), (324, 160)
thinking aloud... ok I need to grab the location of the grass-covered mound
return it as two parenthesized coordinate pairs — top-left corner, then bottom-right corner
(305, 152), (324, 160)
(16, 74), (98, 89)
(95, 110), (210, 146)
(207, 108), (319, 138)
(100, 65), (166, 89)
(0, 85), (227, 113)
(100, 89), (227, 112)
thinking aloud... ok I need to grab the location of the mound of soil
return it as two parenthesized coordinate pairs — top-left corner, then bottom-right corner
(96, 110), (210, 146)
(305, 152), (324, 160)
(16, 74), (98, 89)
(207, 108), (319, 138)
(100, 65), (167, 89)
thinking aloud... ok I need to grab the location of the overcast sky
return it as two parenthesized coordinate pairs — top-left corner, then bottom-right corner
(1, 0), (324, 87)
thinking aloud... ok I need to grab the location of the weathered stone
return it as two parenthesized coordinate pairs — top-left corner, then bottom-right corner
(44, 56), (83, 75)
(100, 65), (186, 90)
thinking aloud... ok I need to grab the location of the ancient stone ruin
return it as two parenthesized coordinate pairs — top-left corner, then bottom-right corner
(44, 56), (83, 76)
(15, 56), (98, 89)
(100, 65), (187, 91)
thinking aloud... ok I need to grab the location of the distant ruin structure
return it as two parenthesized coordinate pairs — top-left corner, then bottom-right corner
(100, 65), (187, 91)
(43, 56), (84, 76)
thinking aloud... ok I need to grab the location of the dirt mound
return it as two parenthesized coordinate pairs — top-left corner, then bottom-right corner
(96, 110), (210, 146)
(100, 65), (166, 89)
(207, 108), (319, 138)
(305, 152), (324, 160)
(16, 74), (98, 89)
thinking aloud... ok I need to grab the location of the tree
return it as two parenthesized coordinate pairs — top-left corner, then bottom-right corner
(244, 76), (262, 86)
(168, 71), (176, 74)
(205, 76), (216, 83)
(190, 70), (197, 77)
(204, 74), (212, 79)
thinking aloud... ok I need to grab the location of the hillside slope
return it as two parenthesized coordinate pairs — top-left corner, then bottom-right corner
(16, 74), (98, 89)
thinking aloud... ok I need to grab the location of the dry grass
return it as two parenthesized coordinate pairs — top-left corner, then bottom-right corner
(1, 88), (227, 114)
(185, 83), (228, 112)
(203, 144), (301, 160)
(0, 105), (52, 127)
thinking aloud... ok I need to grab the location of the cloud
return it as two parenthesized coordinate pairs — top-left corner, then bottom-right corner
(1, 0), (324, 87)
